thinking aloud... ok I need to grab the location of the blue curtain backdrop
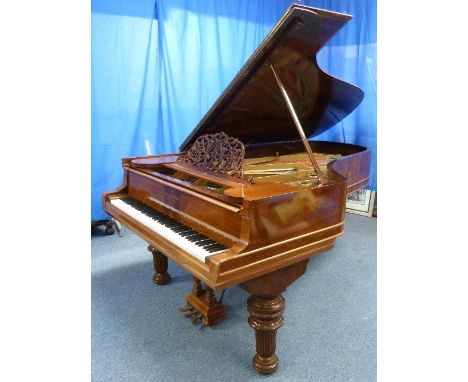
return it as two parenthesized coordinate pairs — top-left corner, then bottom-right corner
(91, 0), (376, 220)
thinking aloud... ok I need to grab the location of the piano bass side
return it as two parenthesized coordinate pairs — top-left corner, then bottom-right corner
(103, 139), (370, 290)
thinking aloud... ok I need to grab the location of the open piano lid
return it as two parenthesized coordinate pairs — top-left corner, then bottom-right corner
(179, 4), (364, 151)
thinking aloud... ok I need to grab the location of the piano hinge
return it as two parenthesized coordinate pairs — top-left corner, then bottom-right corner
(269, 63), (326, 185)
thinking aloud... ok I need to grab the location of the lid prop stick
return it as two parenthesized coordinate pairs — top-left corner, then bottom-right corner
(269, 63), (325, 185)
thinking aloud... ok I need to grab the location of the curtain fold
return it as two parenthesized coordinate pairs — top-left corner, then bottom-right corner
(91, 0), (160, 220)
(155, 0), (294, 153)
(310, 0), (377, 191)
(155, 0), (376, 188)
(91, 0), (376, 220)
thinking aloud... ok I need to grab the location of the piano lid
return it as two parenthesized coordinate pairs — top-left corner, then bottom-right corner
(179, 4), (364, 151)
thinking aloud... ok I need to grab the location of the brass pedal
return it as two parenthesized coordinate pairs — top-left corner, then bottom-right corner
(191, 313), (203, 325)
(177, 305), (194, 313)
(184, 310), (198, 318)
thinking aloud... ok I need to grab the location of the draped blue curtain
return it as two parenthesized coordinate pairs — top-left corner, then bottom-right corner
(311, 0), (377, 191)
(92, 0), (160, 220)
(91, 0), (376, 220)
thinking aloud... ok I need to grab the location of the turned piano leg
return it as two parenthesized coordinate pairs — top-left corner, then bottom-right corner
(147, 245), (171, 285)
(242, 259), (309, 374)
(247, 294), (285, 374)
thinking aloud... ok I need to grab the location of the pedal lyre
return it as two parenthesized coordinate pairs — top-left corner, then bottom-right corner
(177, 277), (227, 326)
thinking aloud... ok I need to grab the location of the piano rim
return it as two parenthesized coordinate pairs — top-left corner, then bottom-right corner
(103, 142), (371, 289)
(104, 195), (347, 290)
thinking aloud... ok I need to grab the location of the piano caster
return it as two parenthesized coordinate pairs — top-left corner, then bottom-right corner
(91, 219), (115, 235)
(178, 277), (227, 326)
(147, 246), (171, 285)
(104, 221), (114, 235)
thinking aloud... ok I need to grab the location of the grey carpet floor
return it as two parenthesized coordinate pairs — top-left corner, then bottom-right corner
(92, 213), (376, 382)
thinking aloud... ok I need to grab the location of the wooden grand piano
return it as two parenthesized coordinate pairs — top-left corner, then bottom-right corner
(103, 4), (370, 375)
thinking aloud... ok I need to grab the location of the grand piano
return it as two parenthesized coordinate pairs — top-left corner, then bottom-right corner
(103, 4), (370, 375)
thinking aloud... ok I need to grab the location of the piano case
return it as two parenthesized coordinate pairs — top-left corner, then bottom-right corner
(103, 4), (371, 375)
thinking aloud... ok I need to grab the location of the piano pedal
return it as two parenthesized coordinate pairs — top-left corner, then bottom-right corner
(177, 305), (194, 313)
(179, 281), (227, 326)
(191, 313), (203, 325)
(184, 310), (198, 318)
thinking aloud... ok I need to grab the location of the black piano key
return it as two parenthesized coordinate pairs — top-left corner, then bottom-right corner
(176, 229), (193, 235)
(191, 237), (210, 244)
(187, 234), (206, 242)
(179, 228), (196, 234)
(203, 243), (227, 250)
(152, 212), (169, 220)
(193, 238), (212, 245)
(212, 246), (228, 252)
(202, 243), (223, 251)
(185, 231), (203, 237)
(170, 221), (184, 227)
(202, 242), (219, 251)
(195, 239), (214, 246)
(172, 226), (191, 233)
(170, 227), (188, 234)
(205, 246), (226, 253)
(162, 217), (181, 225)
(152, 213), (176, 224)
(120, 197), (227, 251)
(162, 221), (179, 227)
(201, 239), (219, 245)
(180, 230), (197, 237)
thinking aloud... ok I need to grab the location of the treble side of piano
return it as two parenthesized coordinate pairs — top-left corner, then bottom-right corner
(104, 195), (217, 284)
(103, 165), (248, 288)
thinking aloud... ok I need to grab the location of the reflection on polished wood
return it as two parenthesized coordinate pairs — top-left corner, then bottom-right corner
(102, 4), (371, 375)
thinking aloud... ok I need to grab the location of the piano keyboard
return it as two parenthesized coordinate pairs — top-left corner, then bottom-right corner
(110, 197), (228, 261)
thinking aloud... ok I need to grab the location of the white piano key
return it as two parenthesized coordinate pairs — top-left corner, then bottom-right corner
(110, 198), (226, 261)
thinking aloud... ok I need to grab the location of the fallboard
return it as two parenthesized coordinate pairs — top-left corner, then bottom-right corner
(126, 169), (244, 246)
